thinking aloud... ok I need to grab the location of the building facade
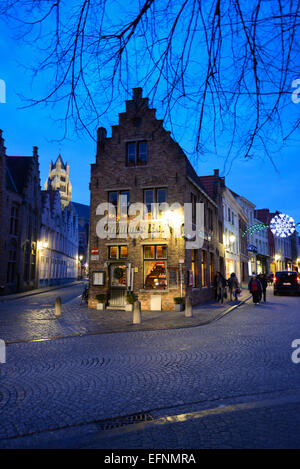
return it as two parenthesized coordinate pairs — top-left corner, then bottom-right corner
(38, 190), (79, 286)
(0, 130), (41, 294)
(73, 202), (90, 276)
(88, 88), (224, 310)
(221, 188), (249, 283)
(44, 154), (72, 209)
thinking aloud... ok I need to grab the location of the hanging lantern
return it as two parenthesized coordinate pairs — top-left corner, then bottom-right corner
(270, 213), (296, 238)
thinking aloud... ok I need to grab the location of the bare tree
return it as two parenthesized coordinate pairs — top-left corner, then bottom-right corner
(1, 0), (300, 164)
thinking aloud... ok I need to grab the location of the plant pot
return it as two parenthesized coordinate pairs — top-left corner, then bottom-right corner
(174, 303), (184, 312)
(97, 303), (105, 310)
(125, 304), (134, 312)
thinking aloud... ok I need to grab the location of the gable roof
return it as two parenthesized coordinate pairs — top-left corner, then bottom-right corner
(72, 201), (90, 220)
(6, 155), (33, 194)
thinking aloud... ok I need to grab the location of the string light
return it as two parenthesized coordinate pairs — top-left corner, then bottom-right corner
(242, 214), (299, 238)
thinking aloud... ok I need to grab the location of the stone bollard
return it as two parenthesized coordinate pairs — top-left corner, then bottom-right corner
(133, 300), (142, 324)
(54, 296), (62, 318)
(185, 296), (193, 318)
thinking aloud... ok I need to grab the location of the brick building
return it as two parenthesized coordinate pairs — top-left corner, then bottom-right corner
(0, 130), (41, 294)
(88, 88), (224, 311)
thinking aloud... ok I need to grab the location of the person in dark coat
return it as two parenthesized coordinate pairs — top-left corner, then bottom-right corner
(214, 272), (227, 303)
(248, 274), (262, 305)
(258, 274), (268, 302)
(227, 272), (239, 301)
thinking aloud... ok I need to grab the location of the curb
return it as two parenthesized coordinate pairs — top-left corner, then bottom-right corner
(214, 295), (252, 321)
(0, 281), (85, 302)
(5, 294), (252, 345)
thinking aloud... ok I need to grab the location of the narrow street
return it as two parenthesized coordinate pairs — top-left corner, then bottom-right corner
(0, 287), (300, 448)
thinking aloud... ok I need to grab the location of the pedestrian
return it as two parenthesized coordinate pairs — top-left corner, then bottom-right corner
(248, 274), (262, 305)
(227, 272), (240, 301)
(258, 274), (268, 302)
(214, 272), (227, 303)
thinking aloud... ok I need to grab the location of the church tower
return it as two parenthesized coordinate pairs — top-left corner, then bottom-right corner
(44, 154), (72, 209)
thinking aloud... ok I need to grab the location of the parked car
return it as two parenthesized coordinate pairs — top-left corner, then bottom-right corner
(273, 271), (300, 295)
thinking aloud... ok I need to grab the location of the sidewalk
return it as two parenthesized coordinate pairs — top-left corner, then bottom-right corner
(2, 288), (251, 344)
(0, 280), (85, 302)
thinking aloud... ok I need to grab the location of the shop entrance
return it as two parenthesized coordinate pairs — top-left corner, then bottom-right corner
(109, 263), (127, 307)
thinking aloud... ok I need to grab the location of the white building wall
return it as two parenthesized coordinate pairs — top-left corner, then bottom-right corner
(37, 191), (79, 287)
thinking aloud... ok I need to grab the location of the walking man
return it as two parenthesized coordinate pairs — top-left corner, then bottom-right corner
(227, 272), (239, 301)
(214, 272), (227, 303)
(258, 274), (268, 302)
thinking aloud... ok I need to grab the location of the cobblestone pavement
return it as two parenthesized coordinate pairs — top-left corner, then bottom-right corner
(0, 289), (300, 448)
(0, 283), (250, 343)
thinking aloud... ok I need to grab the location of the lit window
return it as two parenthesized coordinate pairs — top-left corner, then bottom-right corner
(143, 245), (167, 290)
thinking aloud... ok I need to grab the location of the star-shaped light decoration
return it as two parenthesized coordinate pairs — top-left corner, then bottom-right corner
(270, 213), (296, 238)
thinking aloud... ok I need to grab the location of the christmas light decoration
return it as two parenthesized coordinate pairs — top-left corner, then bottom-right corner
(242, 214), (299, 238)
(270, 213), (296, 238)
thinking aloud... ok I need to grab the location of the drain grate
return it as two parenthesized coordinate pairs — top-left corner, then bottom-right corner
(96, 413), (153, 431)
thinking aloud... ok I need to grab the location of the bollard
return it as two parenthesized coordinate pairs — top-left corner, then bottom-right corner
(133, 300), (142, 324)
(185, 296), (193, 317)
(55, 296), (62, 318)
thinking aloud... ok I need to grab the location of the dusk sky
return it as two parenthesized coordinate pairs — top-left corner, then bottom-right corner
(0, 18), (299, 223)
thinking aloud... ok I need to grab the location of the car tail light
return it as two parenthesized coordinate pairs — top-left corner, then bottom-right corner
(297, 275), (300, 285)
(274, 276), (277, 283)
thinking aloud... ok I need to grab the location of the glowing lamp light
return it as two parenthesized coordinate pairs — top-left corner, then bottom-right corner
(229, 235), (236, 243)
(270, 213), (296, 238)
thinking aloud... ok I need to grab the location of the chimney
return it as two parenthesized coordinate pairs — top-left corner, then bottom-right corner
(33, 146), (38, 158)
(133, 87), (142, 101)
(97, 127), (107, 154)
(214, 168), (219, 178)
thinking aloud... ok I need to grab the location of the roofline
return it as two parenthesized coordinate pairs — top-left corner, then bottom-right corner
(187, 176), (218, 208)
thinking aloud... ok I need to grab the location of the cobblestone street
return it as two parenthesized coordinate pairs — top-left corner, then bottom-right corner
(0, 283), (250, 343)
(0, 285), (300, 448)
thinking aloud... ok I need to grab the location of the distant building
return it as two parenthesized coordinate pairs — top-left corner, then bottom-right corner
(72, 202), (90, 274)
(0, 130), (41, 294)
(44, 154), (72, 209)
(38, 190), (79, 286)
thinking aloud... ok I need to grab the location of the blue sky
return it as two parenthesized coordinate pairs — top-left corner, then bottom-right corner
(0, 17), (299, 223)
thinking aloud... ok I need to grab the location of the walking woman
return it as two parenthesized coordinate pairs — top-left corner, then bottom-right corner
(248, 274), (262, 305)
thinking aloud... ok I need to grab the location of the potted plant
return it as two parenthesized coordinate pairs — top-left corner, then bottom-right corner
(173, 297), (184, 312)
(125, 292), (138, 312)
(96, 293), (106, 310)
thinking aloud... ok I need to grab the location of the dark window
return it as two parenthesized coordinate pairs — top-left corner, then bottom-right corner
(10, 204), (19, 235)
(108, 191), (130, 219)
(191, 193), (197, 225)
(7, 239), (17, 283)
(126, 141), (148, 166)
(144, 188), (167, 219)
